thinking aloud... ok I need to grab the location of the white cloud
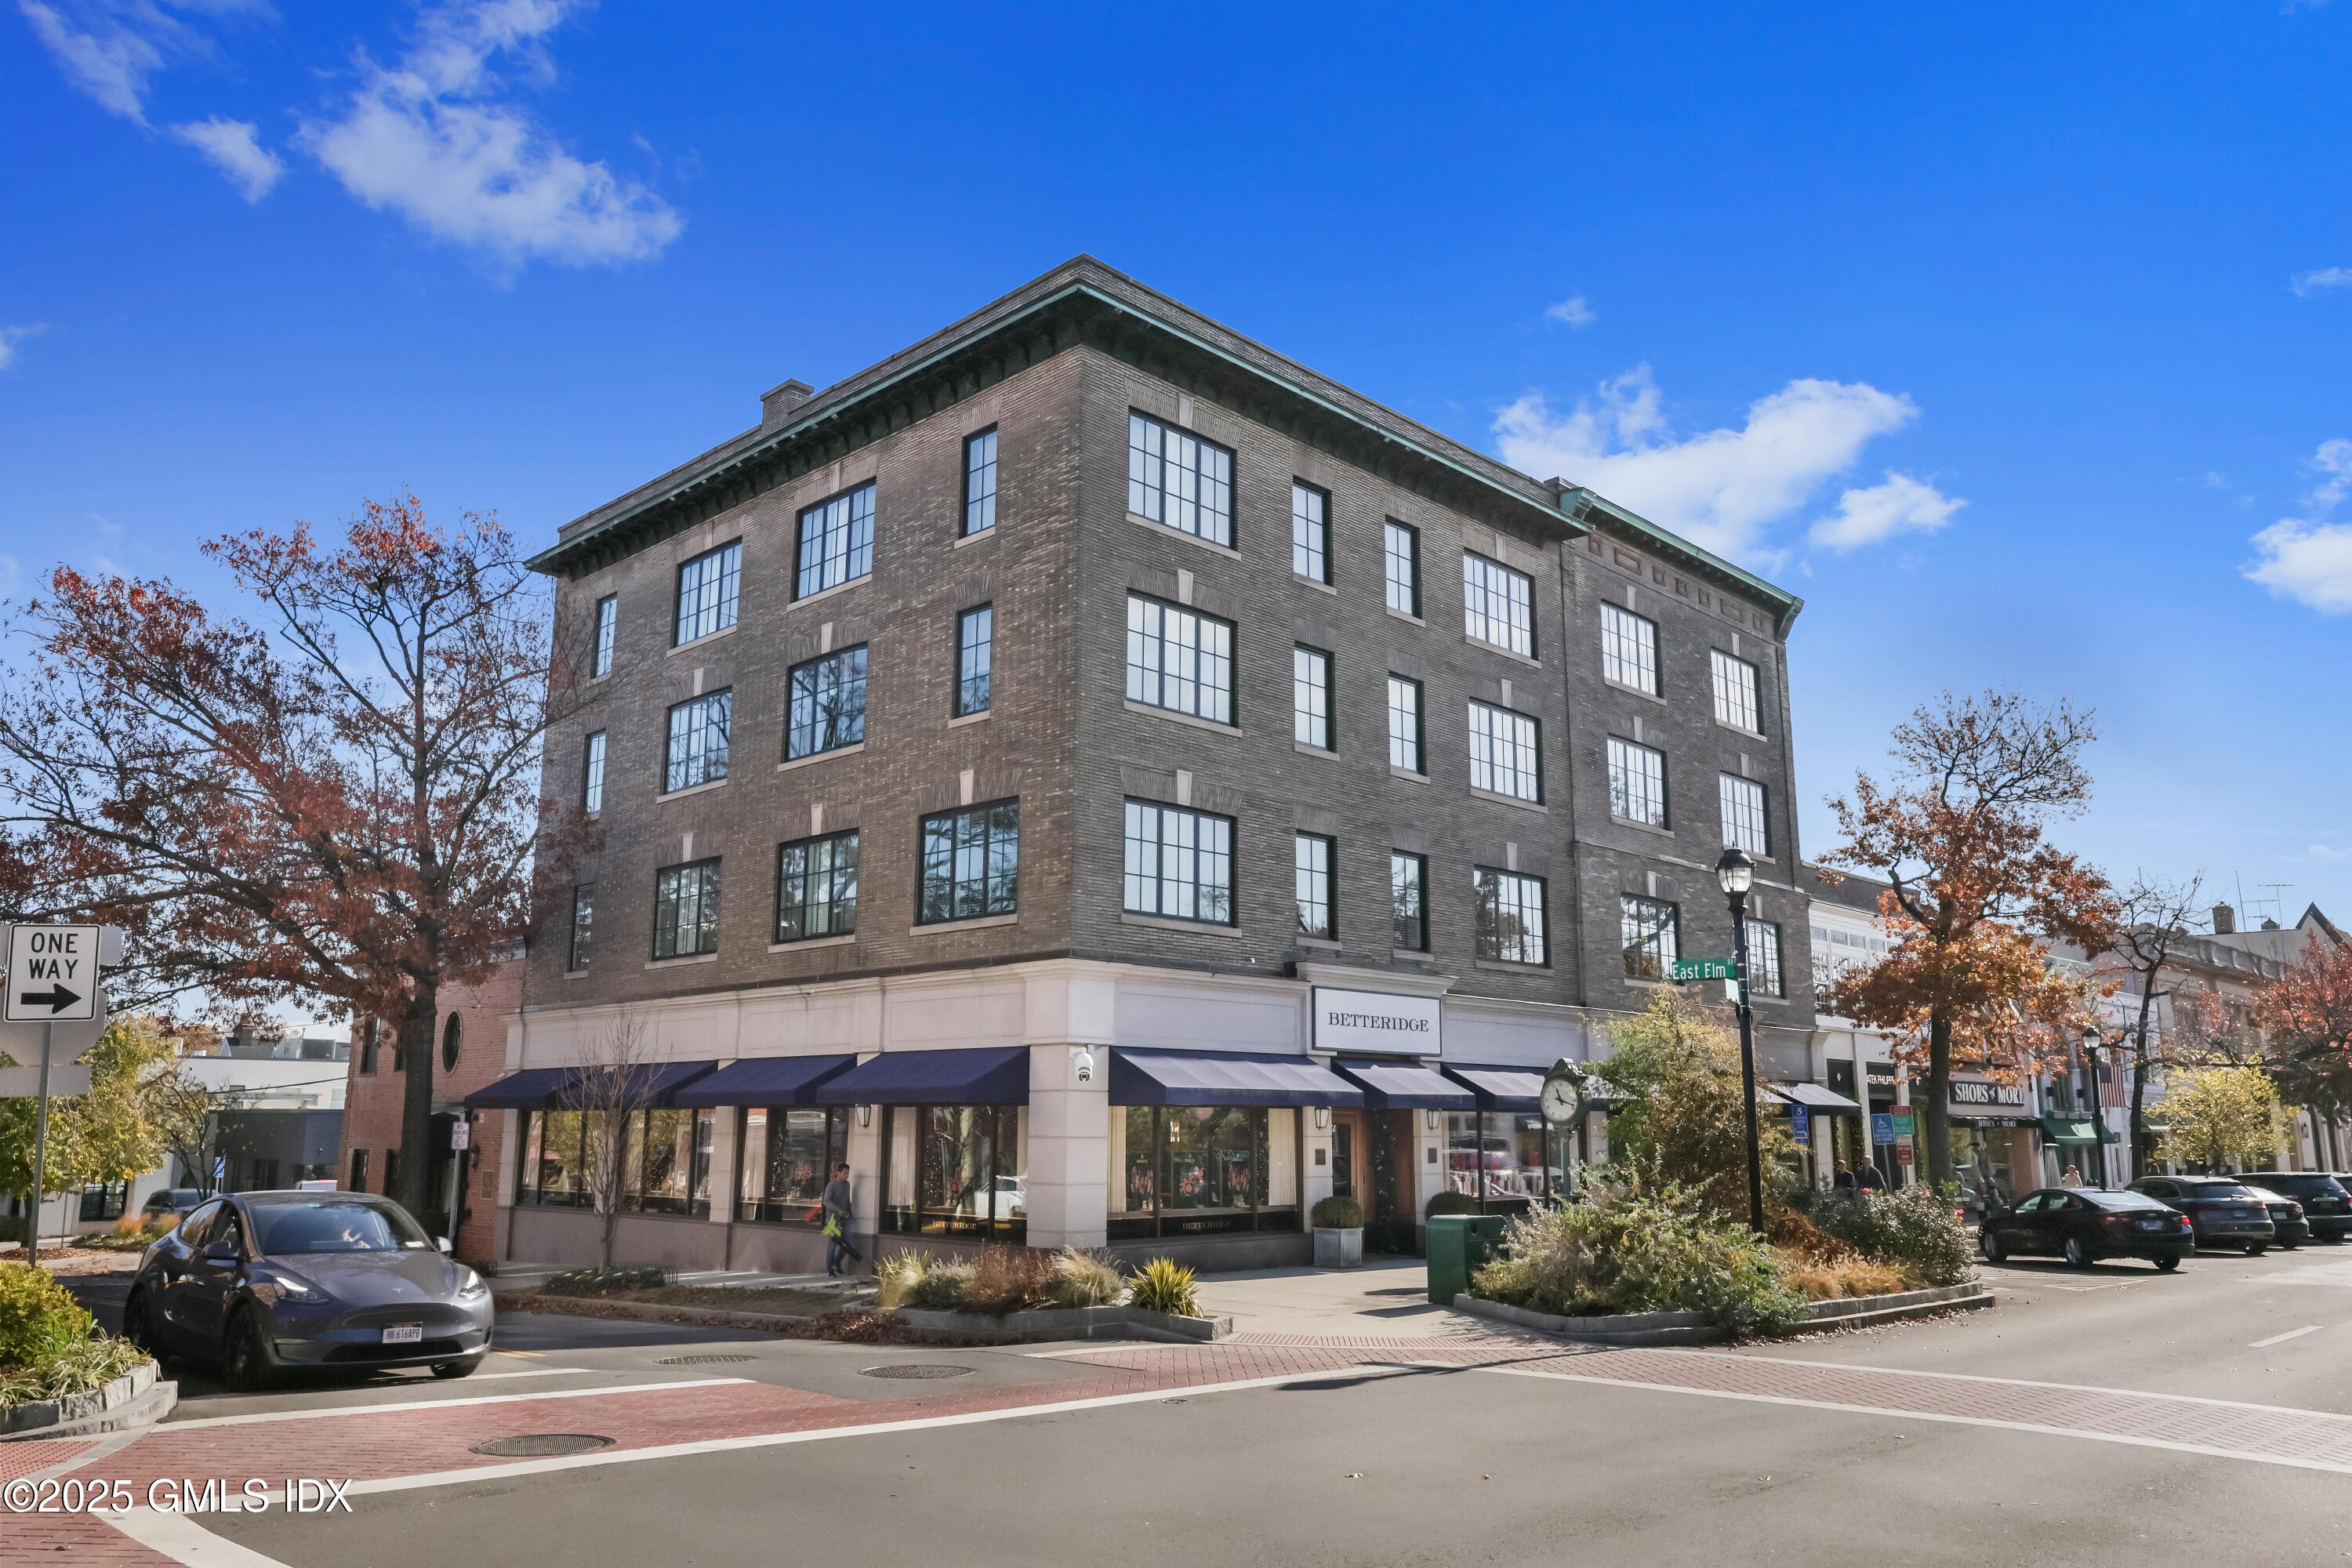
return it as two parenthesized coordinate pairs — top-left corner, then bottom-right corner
(1494, 365), (1958, 561)
(1807, 471), (1965, 551)
(169, 114), (282, 199)
(2293, 267), (2352, 296)
(1544, 295), (1595, 328)
(0, 324), (49, 370)
(15, 0), (262, 122)
(2245, 438), (2352, 613)
(294, 0), (681, 271)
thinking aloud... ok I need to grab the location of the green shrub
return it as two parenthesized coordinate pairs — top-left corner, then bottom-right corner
(904, 1260), (975, 1312)
(0, 1335), (151, 1408)
(1471, 1186), (1808, 1338)
(1127, 1257), (1201, 1317)
(874, 1252), (928, 1310)
(1425, 1191), (1483, 1218)
(543, 1265), (666, 1298)
(1046, 1247), (1126, 1308)
(0, 1264), (95, 1370)
(1795, 1185), (1975, 1287)
(1310, 1194), (1364, 1229)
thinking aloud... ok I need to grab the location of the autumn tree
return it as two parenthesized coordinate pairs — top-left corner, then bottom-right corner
(2100, 872), (2208, 1180)
(2253, 938), (2352, 1163)
(2164, 1065), (2285, 1172)
(1602, 990), (1801, 1220)
(0, 1016), (207, 1200)
(0, 496), (590, 1216)
(1820, 690), (2116, 1189)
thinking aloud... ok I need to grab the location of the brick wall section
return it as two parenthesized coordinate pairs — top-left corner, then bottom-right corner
(336, 960), (521, 1260)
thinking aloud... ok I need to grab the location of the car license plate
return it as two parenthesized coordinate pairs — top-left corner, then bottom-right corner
(382, 1323), (423, 1345)
(2137, 1218), (2164, 1230)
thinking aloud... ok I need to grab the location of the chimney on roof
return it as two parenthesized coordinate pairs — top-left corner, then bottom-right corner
(2262, 917), (2281, 931)
(760, 379), (813, 429)
(2211, 903), (2236, 935)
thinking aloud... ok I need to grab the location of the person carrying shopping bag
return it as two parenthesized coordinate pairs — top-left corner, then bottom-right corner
(822, 1162), (862, 1277)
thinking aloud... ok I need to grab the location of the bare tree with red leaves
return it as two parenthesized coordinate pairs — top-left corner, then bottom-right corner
(1818, 690), (2118, 1189)
(0, 495), (590, 1218)
(2255, 938), (2352, 1161)
(2103, 872), (2209, 1180)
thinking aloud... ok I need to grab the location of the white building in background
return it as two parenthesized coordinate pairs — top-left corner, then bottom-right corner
(1803, 866), (1915, 1193)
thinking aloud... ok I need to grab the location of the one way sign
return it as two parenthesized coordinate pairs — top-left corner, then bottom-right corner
(4, 926), (102, 1022)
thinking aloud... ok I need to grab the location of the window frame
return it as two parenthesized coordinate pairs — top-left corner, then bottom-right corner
(1124, 593), (1236, 725)
(794, 482), (877, 600)
(652, 857), (723, 960)
(1600, 601), (1660, 695)
(1384, 521), (1421, 617)
(1291, 480), (1331, 583)
(916, 799), (1021, 925)
(673, 541), (742, 647)
(1463, 551), (1537, 658)
(963, 427), (999, 536)
(1466, 699), (1542, 803)
(1294, 832), (1335, 941)
(1127, 410), (1235, 546)
(956, 604), (993, 717)
(1606, 735), (1668, 828)
(1719, 772), (1770, 857)
(1108, 1105), (1300, 1240)
(1621, 894), (1680, 981)
(568, 884), (595, 971)
(775, 828), (861, 944)
(1745, 918), (1786, 999)
(1293, 644), (1333, 750)
(1474, 867), (1549, 967)
(736, 1105), (852, 1224)
(785, 647), (869, 761)
(1391, 851), (1429, 952)
(1710, 648), (1762, 732)
(663, 689), (732, 793)
(1386, 675), (1425, 774)
(582, 730), (606, 813)
(1123, 799), (1236, 926)
(591, 593), (617, 677)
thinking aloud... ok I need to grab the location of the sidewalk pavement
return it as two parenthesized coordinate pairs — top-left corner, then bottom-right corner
(1191, 1257), (1510, 1342)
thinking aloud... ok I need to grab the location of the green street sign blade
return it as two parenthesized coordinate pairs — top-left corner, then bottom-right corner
(1670, 956), (1737, 982)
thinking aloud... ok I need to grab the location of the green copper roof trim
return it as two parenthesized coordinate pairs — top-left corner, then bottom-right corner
(1558, 487), (1806, 635)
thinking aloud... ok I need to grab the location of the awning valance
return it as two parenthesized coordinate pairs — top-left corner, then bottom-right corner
(672, 1053), (857, 1108)
(1110, 1049), (1363, 1108)
(1334, 1059), (1476, 1109)
(1777, 1082), (1864, 1113)
(1441, 1065), (1545, 1112)
(2039, 1114), (2118, 1145)
(811, 1047), (1030, 1105)
(466, 1060), (719, 1111)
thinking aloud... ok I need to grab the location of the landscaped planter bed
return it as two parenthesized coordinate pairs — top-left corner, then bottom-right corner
(0, 1362), (174, 1442)
(1452, 1281), (1993, 1345)
(895, 1304), (1233, 1344)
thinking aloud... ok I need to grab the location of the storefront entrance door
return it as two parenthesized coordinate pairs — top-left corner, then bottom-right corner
(1330, 1110), (1363, 1201)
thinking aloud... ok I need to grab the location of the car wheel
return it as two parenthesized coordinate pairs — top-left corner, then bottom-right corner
(1981, 1231), (2006, 1264)
(220, 1309), (275, 1392)
(2281, 1238), (2302, 1250)
(122, 1288), (165, 1361)
(2064, 1235), (2094, 1269)
(430, 1356), (485, 1380)
(2246, 1243), (2269, 1257)
(2154, 1254), (2180, 1272)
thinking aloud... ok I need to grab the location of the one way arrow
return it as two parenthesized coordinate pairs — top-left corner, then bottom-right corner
(15, 984), (81, 1014)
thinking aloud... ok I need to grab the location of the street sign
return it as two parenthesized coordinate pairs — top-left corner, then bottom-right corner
(1895, 1138), (1915, 1167)
(0, 1065), (92, 1098)
(1871, 1112), (1896, 1146)
(3, 926), (102, 1022)
(1892, 1109), (1916, 1136)
(450, 1120), (471, 1151)
(1670, 956), (1737, 982)
(1790, 1104), (1810, 1142)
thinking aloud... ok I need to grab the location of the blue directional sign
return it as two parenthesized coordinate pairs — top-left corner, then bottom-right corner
(1871, 1112), (1896, 1146)
(1790, 1105), (1810, 1142)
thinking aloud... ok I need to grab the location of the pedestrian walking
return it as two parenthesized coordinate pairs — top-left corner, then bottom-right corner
(1833, 1162), (1855, 1190)
(2060, 1163), (2083, 1189)
(1858, 1162), (1887, 1191)
(822, 1162), (862, 1276)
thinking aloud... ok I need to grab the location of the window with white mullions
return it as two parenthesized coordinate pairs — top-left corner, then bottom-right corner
(1467, 700), (1541, 801)
(956, 605), (993, 717)
(1475, 869), (1548, 965)
(674, 543), (742, 645)
(1606, 735), (1666, 827)
(1601, 602), (1658, 694)
(1745, 918), (1785, 998)
(1384, 521), (1420, 616)
(664, 690), (731, 791)
(1292, 481), (1330, 583)
(1128, 412), (1233, 546)
(1711, 648), (1761, 731)
(654, 858), (721, 959)
(1125, 594), (1233, 724)
(1719, 773), (1769, 855)
(775, 829), (858, 942)
(582, 730), (606, 812)
(796, 485), (876, 598)
(918, 800), (1020, 924)
(964, 428), (998, 535)
(1294, 646), (1331, 750)
(591, 594), (616, 677)
(1391, 851), (1428, 951)
(568, 884), (594, 971)
(1387, 676), (1424, 772)
(1294, 833), (1334, 940)
(1621, 894), (1679, 980)
(1463, 553), (1535, 656)
(1123, 800), (1233, 924)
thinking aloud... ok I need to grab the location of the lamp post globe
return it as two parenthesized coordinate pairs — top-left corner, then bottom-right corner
(1716, 847), (1756, 899)
(1716, 845), (1766, 1233)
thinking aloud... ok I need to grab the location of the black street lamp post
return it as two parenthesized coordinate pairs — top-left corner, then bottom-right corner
(1719, 847), (1767, 1234)
(2079, 1024), (2105, 1189)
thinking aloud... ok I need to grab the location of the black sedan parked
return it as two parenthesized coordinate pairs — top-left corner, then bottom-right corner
(2267, 1173), (2352, 1240)
(124, 1190), (494, 1388)
(2125, 1177), (2278, 1254)
(2244, 1185), (2311, 1248)
(1979, 1187), (2193, 1269)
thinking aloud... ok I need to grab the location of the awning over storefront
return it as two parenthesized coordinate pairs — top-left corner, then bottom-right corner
(2039, 1114), (2119, 1145)
(1334, 1059), (1477, 1109)
(811, 1047), (1030, 1105)
(2137, 1115), (2171, 1136)
(1442, 1065), (1545, 1111)
(1777, 1082), (1864, 1113)
(1110, 1049), (1364, 1108)
(671, 1053), (857, 1108)
(465, 1060), (720, 1110)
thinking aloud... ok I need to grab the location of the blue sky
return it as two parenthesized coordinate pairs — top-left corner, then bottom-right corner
(7, 1), (2351, 930)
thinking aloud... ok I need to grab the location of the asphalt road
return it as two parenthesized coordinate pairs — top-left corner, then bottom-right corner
(78, 1243), (2352, 1566)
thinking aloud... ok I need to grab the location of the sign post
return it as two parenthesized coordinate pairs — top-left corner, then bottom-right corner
(4, 925), (114, 1269)
(1668, 956), (1737, 983)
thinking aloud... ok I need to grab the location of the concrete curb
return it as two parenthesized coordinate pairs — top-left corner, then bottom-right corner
(895, 1305), (1233, 1344)
(0, 1362), (176, 1443)
(1452, 1280), (1994, 1345)
(510, 1294), (825, 1330)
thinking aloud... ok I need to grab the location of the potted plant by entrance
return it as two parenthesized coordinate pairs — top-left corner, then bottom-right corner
(1312, 1195), (1366, 1269)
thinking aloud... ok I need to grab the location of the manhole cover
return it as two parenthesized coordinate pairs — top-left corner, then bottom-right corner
(470, 1434), (615, 1457)
(655, 1354), (757, 1365)
(858, 1363), (976, 1380)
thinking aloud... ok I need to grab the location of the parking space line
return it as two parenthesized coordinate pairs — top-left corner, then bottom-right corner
(2250, 1324), (2323, 1348)
(165, 1377), (751, 1430)
(103, 1504), (292, 1566)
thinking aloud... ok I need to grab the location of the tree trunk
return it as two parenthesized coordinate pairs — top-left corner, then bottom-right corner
(601, 1204), (617, 1270)
(1925, 1011), (1955, 1189)
(2128, 1038), (2149, 1181)
(396, 985), (437, 1216)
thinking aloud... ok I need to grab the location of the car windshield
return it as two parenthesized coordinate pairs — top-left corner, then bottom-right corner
(2182, 1184), (2258, 1200)
(2283, 1176), (2348, 1197)
(247, 1198), (431, 1254)
(2082, 1192), (2170, 1210)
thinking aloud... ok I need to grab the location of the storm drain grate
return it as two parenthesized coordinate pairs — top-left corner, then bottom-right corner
(859, 1363), (976, 1380)
(655, 1354), (757, 1366)
(470, 1434), (615, 1457)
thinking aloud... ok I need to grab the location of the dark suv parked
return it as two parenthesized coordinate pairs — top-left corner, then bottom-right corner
(2125, 1177), (2277, 1253)
(1980, 1188), (2193, 1269)
(2264, 1174), (2352, 1241)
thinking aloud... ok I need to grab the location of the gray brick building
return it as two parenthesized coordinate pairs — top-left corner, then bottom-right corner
(481, 257), (1814, 1272)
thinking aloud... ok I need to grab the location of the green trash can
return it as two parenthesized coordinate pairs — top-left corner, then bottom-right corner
(1426, 1214), (1509, 1305)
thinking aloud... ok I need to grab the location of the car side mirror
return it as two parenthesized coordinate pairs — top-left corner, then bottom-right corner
(203, 1239), (239, 1262)
(437, 1236), (452, 1254)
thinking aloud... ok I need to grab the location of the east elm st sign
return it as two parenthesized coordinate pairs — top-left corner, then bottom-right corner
(1312, 987), (1442, 1057)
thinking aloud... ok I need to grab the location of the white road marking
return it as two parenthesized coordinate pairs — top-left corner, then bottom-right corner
(2250, 1324), (2324, 1348)
(101, 1505), (292, 1566)
(165, 1377), (750, 1430)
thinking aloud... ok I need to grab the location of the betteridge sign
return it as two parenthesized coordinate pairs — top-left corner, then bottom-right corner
(1312, 988), (1443, 1057)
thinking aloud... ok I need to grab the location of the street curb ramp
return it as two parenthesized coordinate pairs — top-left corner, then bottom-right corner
(0, 1361), (176, 1443)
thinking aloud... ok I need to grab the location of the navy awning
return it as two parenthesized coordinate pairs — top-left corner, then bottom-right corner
(811, 1047), (1030, 1105)
(1442, 1065), (1546, 1112)
(1110, 1049), (1363, 1108)
(1334, 1059), (1476, 1109)
(672, 1054), (857, 1108)
(465, 1060), (719, 1110)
